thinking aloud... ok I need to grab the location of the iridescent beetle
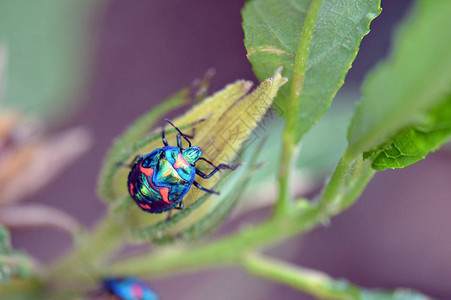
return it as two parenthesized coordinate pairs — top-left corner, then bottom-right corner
(103, 277), (158, 300)
(127, 119), (239, 216)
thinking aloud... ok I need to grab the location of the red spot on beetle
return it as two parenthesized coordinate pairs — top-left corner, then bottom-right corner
(139, 164), (153, 177)
(131, 284), (144, 298)
(173, 153), (190, 169)
(138, 166), (170, 203)
(139, 203), (151, 210)
(159, 187), (170, 203)
(129, 183), (135, 196)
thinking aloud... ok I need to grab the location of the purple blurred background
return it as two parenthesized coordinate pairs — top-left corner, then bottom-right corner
(11, 0), (451, 299)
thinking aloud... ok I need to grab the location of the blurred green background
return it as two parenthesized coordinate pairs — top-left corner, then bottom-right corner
(0, 0), (101, 122)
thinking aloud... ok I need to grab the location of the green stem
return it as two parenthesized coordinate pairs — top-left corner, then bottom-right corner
(242, 252), (359, 300)
(109, 208), (319, 277)
(45, 211), (127, 289)
(275, 0), (323, 216)
(319, 151), (375, 213)
(242, 252), (432, 300)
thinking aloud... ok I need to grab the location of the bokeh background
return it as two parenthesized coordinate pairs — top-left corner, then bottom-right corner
(2, 0), (451, 299)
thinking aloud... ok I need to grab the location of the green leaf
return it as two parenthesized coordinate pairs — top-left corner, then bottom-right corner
(0, 0), (103, 121)
(0, 226), (33, 283)
(347, 1), (451, 167)
(242, 0), (381, 141)
(365, 96), (451, 170)
(0, 226), (10, 253)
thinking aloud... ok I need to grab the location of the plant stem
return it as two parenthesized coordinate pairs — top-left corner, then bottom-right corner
(242, 252), (433, 300)
(275, 0), (323, 216)
(242, 252), (359, 300)
(45, 211), (127, 289)
(109, 208), (320, 277)
(319, 151), (375, 213)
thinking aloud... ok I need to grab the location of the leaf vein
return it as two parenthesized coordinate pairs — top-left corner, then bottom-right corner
(286, 0), (308, 14)
(251, 2), (293, 54)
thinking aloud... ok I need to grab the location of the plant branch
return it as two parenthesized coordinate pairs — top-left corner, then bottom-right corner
(319, 151), (374, 213)
(241, 252), (431, 300)
(45, 211), (127, 289)
(242, 251), (359, 300)
(276, 0), (323, 216)
(109, 207), (320, 278)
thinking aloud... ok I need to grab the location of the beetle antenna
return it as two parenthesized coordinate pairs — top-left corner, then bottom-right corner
(164, 119), (192, 147)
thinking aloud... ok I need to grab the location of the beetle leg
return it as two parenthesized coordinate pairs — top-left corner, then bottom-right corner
(164, 119), (192, 147)
(166, 202), (184, 221)
(173, 205), (184, 211)
(196, 158), (242, 179)
(177, 201), (184, 210)
(163, 115), (212, 147)
(162, 124), (169, 146)
(181, 114), (213, 139)
(177, 114), (213, 139)
(176, 133), (183, 148)
(193, 181), (219, 195)
(182, 127), (195, 139)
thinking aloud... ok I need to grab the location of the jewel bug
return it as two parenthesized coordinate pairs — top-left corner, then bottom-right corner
(127, 119), (240, 216)
(102, 277), (158, 300)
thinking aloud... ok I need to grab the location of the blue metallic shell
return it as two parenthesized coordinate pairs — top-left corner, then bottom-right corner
(127, 146), (196, 213)
(103, 278), (158, 300)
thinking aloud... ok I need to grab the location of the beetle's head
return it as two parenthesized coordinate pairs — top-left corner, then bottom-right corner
(182, 146), (202, 165)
